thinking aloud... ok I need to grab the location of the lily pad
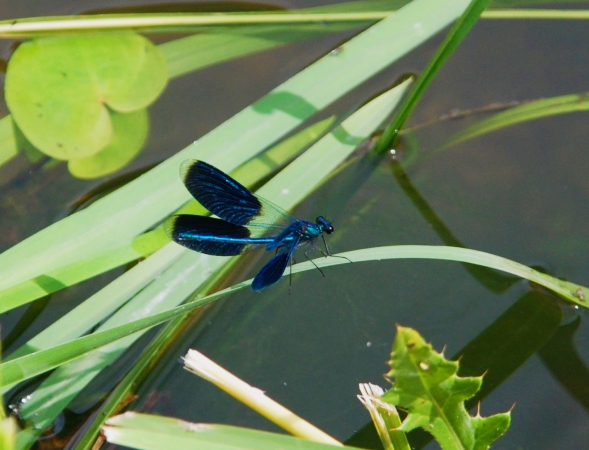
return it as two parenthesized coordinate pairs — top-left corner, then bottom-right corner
(5, 33), (167, 160)
(68, 109), (149, 179)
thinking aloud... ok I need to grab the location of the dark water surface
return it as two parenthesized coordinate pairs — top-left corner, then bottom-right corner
(1, 2), (589, 449)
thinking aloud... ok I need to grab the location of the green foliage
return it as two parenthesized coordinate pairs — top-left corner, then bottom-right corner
(5, 33), (166, 161)
(382, 326), (511, 450)
(0, 417), (15, 450)
(103, 413), (346, 450)
(68, 109), (149, 178)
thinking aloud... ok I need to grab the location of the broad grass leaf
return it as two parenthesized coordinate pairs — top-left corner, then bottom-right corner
(103, 413), (347, 450)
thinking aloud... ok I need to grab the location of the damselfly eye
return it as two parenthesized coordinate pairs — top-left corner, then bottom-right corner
(316, 216), (334, 234)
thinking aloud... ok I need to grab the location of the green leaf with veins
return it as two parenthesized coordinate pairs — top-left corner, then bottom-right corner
(5, 33), (167, 160)
(381, 326), (511, 450)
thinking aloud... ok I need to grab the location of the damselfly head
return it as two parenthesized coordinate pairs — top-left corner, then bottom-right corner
(316, 216), (334, 234)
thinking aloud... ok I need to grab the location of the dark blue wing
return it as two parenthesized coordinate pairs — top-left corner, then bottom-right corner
(251, 235), (300, 292)
(165, 215), (272, 256)
(180, 160), (297, 235)
(181, 160), (261, 226)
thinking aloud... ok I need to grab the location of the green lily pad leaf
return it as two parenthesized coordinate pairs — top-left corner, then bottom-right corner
(68, 109), (149, 179)
(381, 326), (511, 450)
(5, 33), (167, 160)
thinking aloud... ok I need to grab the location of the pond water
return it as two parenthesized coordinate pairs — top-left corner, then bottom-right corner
(1, 1), (589, 449)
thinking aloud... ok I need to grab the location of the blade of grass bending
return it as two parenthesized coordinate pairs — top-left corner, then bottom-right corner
(439, 92), (589, 150)
(14, 250), (227, 444)
(103, 413), (347, 450)
(375, 0), (492, 153)
(2, 244), (587, 390)
(0, 116), (336, 314)
(12, 84), (409, 444)
(291, 246), (588, 307)
(0, 0), (469, 303)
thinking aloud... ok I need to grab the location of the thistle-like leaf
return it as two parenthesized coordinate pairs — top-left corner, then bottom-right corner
(381, 326), (510, 450)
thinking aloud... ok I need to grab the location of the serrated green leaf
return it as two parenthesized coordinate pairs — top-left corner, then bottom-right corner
(5, 33), (167, 159)
(472, 412), (511, 450)
(382, 326), (510, 450)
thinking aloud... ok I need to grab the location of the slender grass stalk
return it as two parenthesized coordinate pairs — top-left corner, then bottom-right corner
(482, 9), (589, 19)
(184, 349), (342, 446)
(3, 9), (589, 39)
(1, 244), (588, 391)
(0, 12), (389, 30)
(375, 0), (492, 153)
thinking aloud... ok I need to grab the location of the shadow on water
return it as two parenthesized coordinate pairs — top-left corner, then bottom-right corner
(389, 156), (520, 294)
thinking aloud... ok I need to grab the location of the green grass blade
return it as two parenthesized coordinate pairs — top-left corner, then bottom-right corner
(376, 0), (492, 153)
(0, 12), (390, 38)
(0, 0), (406, 38)
(1, 244), (587, 389)
(482, 9), (589, 19)
(0, 0), (469, 300)
(102, 413), (347, 450)
(439, 93), (589, 150)
(291, 246), (587, 306)
(0, 229), (168, 315)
